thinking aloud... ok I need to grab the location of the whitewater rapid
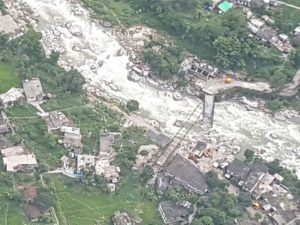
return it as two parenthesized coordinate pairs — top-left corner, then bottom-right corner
(13, 0), (300, 176)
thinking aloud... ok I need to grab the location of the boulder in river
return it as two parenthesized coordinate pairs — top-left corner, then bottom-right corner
(69, 24), (82, 36)
(173, 92), (183, 101)
(115, 48), (124, 56)
(127, 71), (140, 82)
(52, 28), (61, 37)
(101, 21), (112, 28)
(98, 60), (104, 67)
(65, 21), (72, 29)
(274, 112), (286, 121)
(72, 45), (81, 51)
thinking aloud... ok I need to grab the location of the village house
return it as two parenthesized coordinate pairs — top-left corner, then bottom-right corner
(0, 88), (24, 108)
(0, 14), (21, 36)
(1, 146), (38, 172)
(243, 160), (269, 193)
(251, 172), (285, 199)
(113, 211), (135, 225)
(292, 26), (300, 46)
(133, 145), (159, 171)
(0, 123), (10, 135)
(45, 111), (73, 132)
(99, 131), (120, 160)
(76, 154), (95, 174)
(158, 201), (193, 225)
(235, 0), (276, 8)
(191, 141), (207, 158)
(270, 34), (293, 53)
(60, 126), (83, 150)
(164, 154), (208, 195)
(95, 159), (119, 182)
(256, 25), (277, 43)
(23, 78), (44, 102)
(225, 158), (251, 185)
(248, 18), (265, 34)
(181, 57), (219, 80)
(248, 20), (292, 53)
(146, 130), (171, 148)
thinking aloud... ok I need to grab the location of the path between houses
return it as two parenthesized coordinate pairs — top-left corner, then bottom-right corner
(8, 104), (93, 119)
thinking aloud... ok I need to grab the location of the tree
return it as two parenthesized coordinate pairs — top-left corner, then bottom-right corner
(0, 0), (6, 13)
(267, 99), (284, 112)
(194, 216), (214, 225)
(140, 165), (154, 184)
(213, 36), (246, 70)
(293, 49), (300, 67)
(48, 51), (60, 65)
(205, 171), (228, 191)
(197, 208), (227, 225)
(34, 188), (56, 209)
(38, 163), (50, 173)
(270, 70), (288, 88)
(266, 159), (282, 174)
(237, 192), (252, 206)
(126, 99), (139, 112)
(244, 149), (254, 162)
(94, 175), (109, 192)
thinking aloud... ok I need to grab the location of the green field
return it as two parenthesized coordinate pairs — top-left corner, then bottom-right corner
(0, 63), (20, 93)
(0, 174), (34, 225)
(52, 175), (162, 225)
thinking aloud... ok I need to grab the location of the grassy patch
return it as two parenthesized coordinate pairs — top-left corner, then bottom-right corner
(0, 174), (32, 225)
(11, 118), (67, 169)
(51, 175), (162, 225)
(43, 93), (87, 112)
(81, 0), (142, 27)
(7, 101), (37, 118)
(63, 104), (121, 154)
(0, 63), (21, 93)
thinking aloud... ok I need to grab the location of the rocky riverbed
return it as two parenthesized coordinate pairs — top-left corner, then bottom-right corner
(5, 0), (300, 176)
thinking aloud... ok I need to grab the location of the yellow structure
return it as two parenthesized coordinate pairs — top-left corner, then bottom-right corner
(252, 202), (260, 209)
(224, 77), (233, 84)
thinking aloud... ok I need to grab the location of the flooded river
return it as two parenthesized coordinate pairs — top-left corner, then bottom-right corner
(10, 0), (300, 176)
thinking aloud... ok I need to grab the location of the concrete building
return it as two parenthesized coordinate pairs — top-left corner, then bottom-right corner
(45, 111), (73, 132)
(1, 146), (37, 172)
(225, 158), (251, 183)
(3, 154), (37, 172)
(256, 25), (277, 42)
(158, 201), (193, 225)
(23, 78), (44, 102)
(113, 211), (134, 225)
(0, 124), (10, 135)
(99, 131), (120, 160)
(243, 160), (269, 193)
(61, 127), (83, 149)
(165, 154), (208, 195)
(1, 146), (26, 157)
(146, 130), (171, 148)
(0, 88), (24, 108)
(0, 15), (21, 36)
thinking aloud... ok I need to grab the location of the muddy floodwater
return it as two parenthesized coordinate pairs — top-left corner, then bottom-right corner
(12, 0), (300, 176)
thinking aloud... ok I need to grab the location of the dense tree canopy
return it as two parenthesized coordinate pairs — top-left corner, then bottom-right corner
(0, 30), (85, 94)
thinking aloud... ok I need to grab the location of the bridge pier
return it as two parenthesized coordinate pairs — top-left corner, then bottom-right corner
(202, 93), (215, 128)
